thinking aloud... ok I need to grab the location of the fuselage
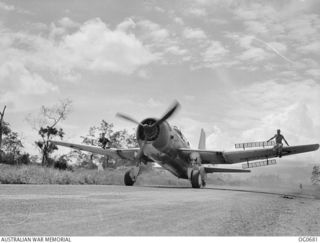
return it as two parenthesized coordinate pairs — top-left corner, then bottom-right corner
(137, 119), (191, 179)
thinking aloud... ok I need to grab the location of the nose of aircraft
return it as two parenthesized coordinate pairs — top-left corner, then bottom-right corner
(116, 100), (180, 142)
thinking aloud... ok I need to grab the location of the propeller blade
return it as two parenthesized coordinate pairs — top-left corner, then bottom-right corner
(116, 113), (142, 126)
(154, 100), (180, 127)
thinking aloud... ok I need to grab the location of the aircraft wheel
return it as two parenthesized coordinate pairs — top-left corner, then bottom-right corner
(124, 170), (135, 186)
(191, 170), (202, 188)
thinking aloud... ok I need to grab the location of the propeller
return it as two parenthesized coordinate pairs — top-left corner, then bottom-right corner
(116, 100), (180, 142)
(116, 101), (180, 174)
(116, 100), (180, 164)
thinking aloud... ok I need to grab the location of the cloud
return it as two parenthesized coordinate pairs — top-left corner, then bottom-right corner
(1, 18), (158, 80)
(183, 27), (207, 40)
(0, 17), (161, 111)
(136, 69), (150, 79)
(154, 6), (165, 13)
(233, 2), (277, 21)
(255, 39), (295, 64)
(131, 19), (177, 60)
(58, 17), (80, 29)
(286, 14), (319, 44)
(244, 20), (269, 34)
(238, 47), (270, 62)
(226, 34), (293, 65)
(0, 61), (58, 105)
(306, 69), (320, 78)
(116, 18), (136, 32)
(185, 8), (207, 17)
(0, 62), (57, 95)
(0, 1), (31, 14)
(202, 41), (229, 65)
(61, 18), (157, 74)
(298, 41), (320, 54)
(121, 18), (189, 64)
(226, 33), (271, 62)
(136, 19), (170, 41)
(226, 1), (319, 70)
(0, 1), (15, 11)
(173, 17), (184, 25)
(146, 98), (163, 108)
(165, 45), (188, 56)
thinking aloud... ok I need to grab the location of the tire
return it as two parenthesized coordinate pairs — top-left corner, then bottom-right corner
(191, 170), (202, 188)
(124, 170), (135, 186)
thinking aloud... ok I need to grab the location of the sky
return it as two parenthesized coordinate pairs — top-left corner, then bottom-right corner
(1, 0), (320, 168)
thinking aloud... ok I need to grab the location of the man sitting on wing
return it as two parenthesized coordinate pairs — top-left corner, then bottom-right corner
(98, 133), (111, 149)
(267, 129), (289, 157)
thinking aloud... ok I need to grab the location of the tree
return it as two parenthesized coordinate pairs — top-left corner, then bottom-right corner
(2, 132), (24, 163)
(0, 105), (26, 165)
(54, 155), (69, 170)
(17, 154), (31, 165)
(0, 120), (29, 165)
(311, 165), (320, 185)
(0, 105), (7, 163)
(27, 99), (72, 166)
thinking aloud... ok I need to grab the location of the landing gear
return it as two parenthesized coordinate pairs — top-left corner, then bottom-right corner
(189, 166), (207, 188)
(191, 170), (202, 188)
(124, 170), (135, 186)
(189, 152), (206, 188)
(124, 166), (141, 186)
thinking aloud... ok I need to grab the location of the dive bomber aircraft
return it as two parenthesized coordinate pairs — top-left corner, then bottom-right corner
(51, 101), (319, 188)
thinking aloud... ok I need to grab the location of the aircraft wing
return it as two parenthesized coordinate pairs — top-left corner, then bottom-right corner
(50, 140), (139, 161)
(179, 144), (319, 164)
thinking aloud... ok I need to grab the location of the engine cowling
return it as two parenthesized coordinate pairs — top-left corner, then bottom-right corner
(136, 118), (170, 150)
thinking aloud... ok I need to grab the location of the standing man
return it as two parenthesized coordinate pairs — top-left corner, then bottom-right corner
(267, 129), (289, 157)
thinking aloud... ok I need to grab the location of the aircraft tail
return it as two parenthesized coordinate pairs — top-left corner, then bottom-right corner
(198, 129), (206, 150)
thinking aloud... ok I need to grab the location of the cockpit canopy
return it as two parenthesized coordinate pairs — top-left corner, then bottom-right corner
(173, 126), (189, 144)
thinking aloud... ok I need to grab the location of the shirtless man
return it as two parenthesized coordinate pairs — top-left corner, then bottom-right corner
(98, 133), (110, 149)
(267, 129), (289, 157)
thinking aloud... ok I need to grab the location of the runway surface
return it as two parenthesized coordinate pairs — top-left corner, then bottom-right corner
(0, 184), (319, 236)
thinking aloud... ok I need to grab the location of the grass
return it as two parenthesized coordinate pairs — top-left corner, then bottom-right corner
(314, 185), (320, 199)
(0, 164), (246, 186)
(0, 164), (124, 185)
(0, 164), (190, 186)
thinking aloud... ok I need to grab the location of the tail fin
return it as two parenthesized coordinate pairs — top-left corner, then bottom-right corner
(198, 129), (206, 150)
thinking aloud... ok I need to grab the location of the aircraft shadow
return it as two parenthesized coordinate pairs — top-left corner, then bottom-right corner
(141, 185), (315, 199)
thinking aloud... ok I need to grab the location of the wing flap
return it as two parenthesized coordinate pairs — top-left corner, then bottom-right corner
(204, 167), (250, 173)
